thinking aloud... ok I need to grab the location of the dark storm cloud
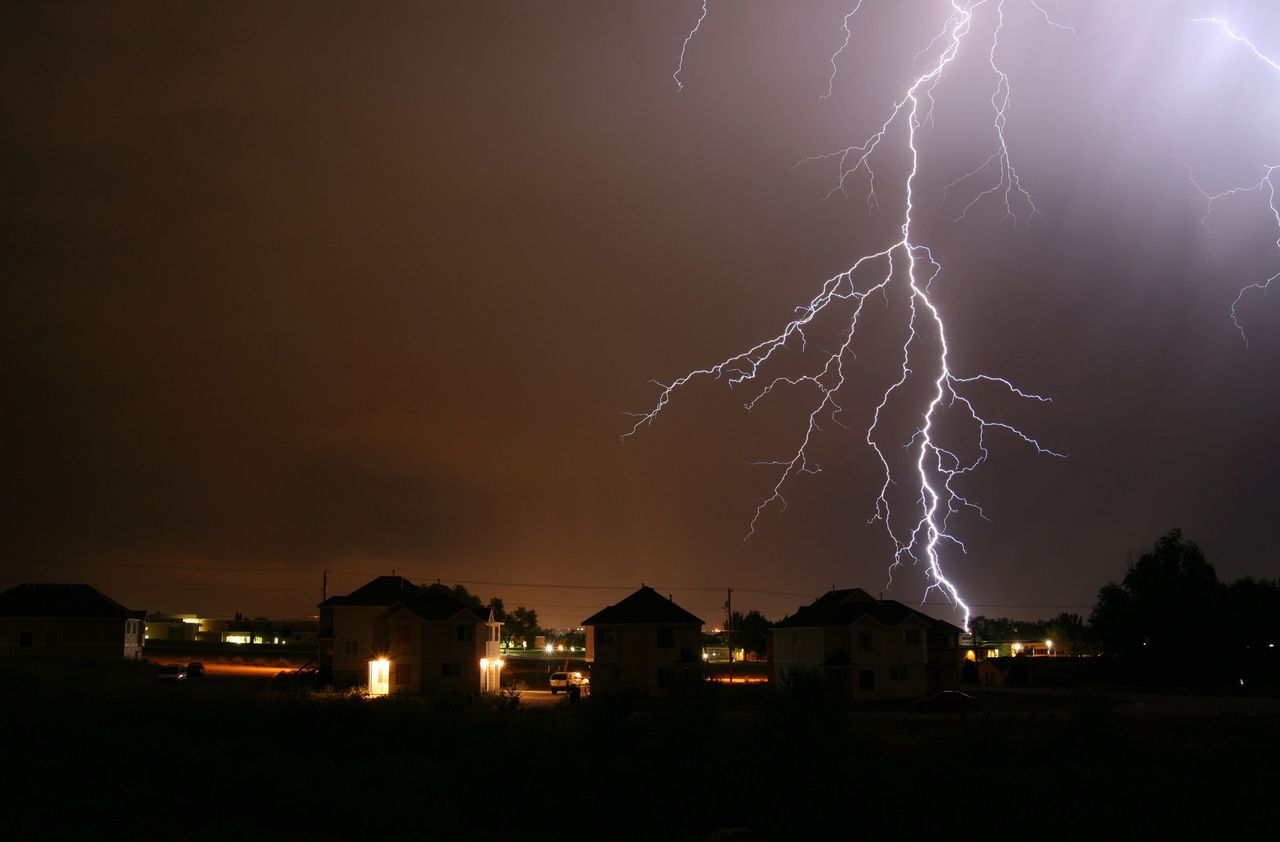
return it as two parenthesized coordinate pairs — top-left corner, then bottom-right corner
(2, 1), (1278, 622)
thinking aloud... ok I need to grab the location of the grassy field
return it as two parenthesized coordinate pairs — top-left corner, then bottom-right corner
(1, 655), (1276, 841)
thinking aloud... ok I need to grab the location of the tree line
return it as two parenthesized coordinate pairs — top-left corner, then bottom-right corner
(975, 529), (1280, 687)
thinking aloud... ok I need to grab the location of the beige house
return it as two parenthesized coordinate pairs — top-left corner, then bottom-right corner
(319, 576), (501, 694)
(770, 588), (963, 700)
(0, 583), (146, 659)
(582, 586), (704, 695)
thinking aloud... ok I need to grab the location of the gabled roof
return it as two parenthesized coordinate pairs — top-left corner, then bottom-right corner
(320, 575), (421, 607)
(581, 586), (704, 626)
(0, 583), (144, 620)
(773, 587), (961, 632)
(378, 584), (489, 624)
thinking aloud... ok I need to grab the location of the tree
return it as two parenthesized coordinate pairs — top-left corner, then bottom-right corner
(1089, 529), (1221, 659)
(503, 606), (540, 648)
(728, 609), (771, 659)
(448, 584), (485, 612)
(1044, 612), (1092, 656)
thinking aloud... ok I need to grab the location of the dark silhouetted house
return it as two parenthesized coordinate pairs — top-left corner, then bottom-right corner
(978, 658), (1012, 686)
(319, 576), (501, 694)
(770, 588), (963, 700)
(582, 586), (704, 695)
(0, 583), (146, 659)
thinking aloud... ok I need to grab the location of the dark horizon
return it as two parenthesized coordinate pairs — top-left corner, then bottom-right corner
(4, 1), (1279, 627)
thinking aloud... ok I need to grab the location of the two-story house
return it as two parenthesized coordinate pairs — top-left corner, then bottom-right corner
(370, 585), (502, 695)
(319, 576), (501, 694)
(770, 588), (963, 700)
(582, 585), (704, 695)
(0, 583), (146, 659)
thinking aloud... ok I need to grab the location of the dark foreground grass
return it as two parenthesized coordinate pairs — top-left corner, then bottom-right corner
(1, 656), (1276, 841)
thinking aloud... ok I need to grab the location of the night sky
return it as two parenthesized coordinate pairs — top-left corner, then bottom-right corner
(4, 1), (1278, 627)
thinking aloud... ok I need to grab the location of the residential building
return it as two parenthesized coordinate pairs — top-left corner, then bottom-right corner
(770, 588), (963, 700)
(0, 583), (146, 659)
(319, 576), (501, 694)
(582, 585), (704, 695)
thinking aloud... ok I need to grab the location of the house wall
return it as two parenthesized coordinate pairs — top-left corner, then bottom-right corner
(770, 619), (939, 700)
(926, 629), (961, 693)
(371, 610), (500, 695)
(416, 615), (495, 694)
(846, 619), (931, 700)
(585, 623), (702, 695)
(326, 605), (389, 686)
(771, 627), (828, 685)
(0, 617), (143, 659)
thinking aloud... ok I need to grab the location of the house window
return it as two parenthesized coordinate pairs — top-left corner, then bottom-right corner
(656, 627), (673, 648)
(342, 640), (358, 656)
(595, 627), (615, 646)
(395, 662), (412, 686)
(905, 629), (922, 646)
(456, 624), (475, 643)
(890, 667), (908, 682)
(442, 662), (462, 678)
(395, 625), (413, 645)
(857, 630), (874, 650)
(19, 632), (32, 648)
(939, 634), (957, 650)
(657, 666), (673, 688)
(859, 669), (875, 692)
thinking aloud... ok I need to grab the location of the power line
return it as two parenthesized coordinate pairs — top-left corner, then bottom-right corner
(11, 558), (1092, 611)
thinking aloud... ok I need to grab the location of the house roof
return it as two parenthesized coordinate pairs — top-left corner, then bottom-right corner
(0, 583), (145, 620)
(773, 587), (963, 633)
(320, 575), (421, 607)
(379, 584), (490, 624)
(581, 586), (704, 627)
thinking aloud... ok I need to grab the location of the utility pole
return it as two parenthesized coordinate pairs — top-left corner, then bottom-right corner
(725, 587), (733, 685)
(322, 570), (328, 604)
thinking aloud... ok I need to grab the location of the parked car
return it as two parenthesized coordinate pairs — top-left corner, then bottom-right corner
(156, 664), (188, 682)
(185, 662), (206, 678)
(909, 690), (977, 713)
(549, 671), (589, 695)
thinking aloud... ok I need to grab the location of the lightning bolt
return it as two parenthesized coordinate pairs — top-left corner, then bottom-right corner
(1188, 17), (1280, 343)
(673, 0), (708, 93)
(1191, 16), (1280, 73)
(627, 0), (1070, 630)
